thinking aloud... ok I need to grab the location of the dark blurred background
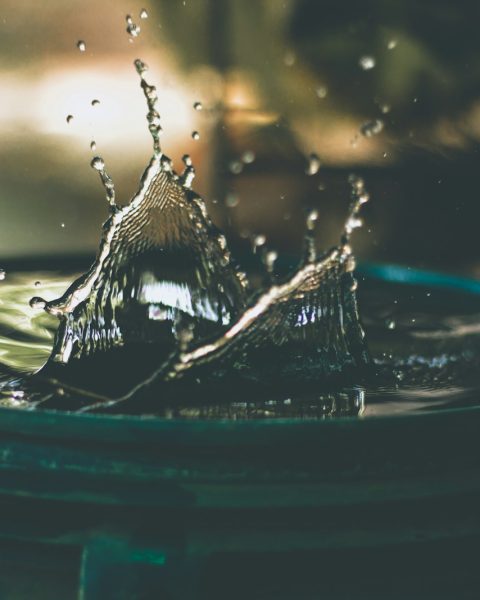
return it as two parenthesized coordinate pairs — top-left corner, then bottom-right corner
(2, 0), (480, 276)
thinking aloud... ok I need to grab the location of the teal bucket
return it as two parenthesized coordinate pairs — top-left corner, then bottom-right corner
(0, 264), (479, 599)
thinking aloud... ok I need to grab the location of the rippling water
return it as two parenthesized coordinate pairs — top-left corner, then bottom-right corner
(1, 269), (479, 419)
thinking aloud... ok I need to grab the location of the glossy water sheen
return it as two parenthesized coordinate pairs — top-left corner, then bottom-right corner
(1, 270), (479, 419)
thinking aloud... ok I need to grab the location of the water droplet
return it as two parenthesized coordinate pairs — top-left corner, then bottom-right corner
(241, 150), (255, 164)
(140, 8), (148, 19)
(91, 156), (105, 171)
(386, 318), (396, 330)
(284, 50), (296, 66)
(348, 174), (365, 192)
(77, 40), (86, 52)
(66, 114), (74, 124)
(182, 154), (192, 167)
(360, 119), (384, 137)
(380, 103), (391, 114)
(387, 39), (398, 50)
(225, 193), (239, 208)
(29, 297), (46, 309)
(91, 99), (100, 107)
(60, 222), (66, 228)
(229, 160), (243, 175)
(253, 234), (266, 248)
(359, 56), (376, 70)
(126, 14), (141, 37)
(0, 269), (6, 281)
(134, 58), (148, 75)
(192, 131), (200, 140)
(316, 86), (328, 99)
(306, 209), (319, 230)
(305, 153), (321, 176)
(193, 101), (203, 111)
(34, 280), (41, 287)
(263, 250), (278, 272)
(90, 140), (97, 151)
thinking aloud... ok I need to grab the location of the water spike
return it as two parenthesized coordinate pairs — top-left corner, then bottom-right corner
(134, 59), (162, 156)
(341, 175), (369, 248)
(181, 165), (195, 189)
(302, 209), (319, 264)
(90, 155), (116, 208)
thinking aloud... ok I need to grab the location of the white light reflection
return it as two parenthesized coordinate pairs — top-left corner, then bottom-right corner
(0, 62), (195, 148)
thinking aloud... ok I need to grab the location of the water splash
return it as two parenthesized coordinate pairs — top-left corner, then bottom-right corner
(31, 59), (371, 410)
(32, 60), (248, 369)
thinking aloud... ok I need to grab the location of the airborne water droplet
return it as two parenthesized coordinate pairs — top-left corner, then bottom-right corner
(91, 99), (100, 107)
(193, 101), (203, 111)
(316, 86), (328, 99)
(0, 269), (6, 281)
(90, 141), (97, 151)
(192, 131), (200, 140)
(387, 39), (398, 50)
(305, 153), (321, 176)
(229, 160), (243, 175)
(306, 209), (319, 231)
(241, 150), (255, 164)
(91, 156), (105, 171)
(77, 40), (86, 52)
(225, 193), (239, 208)
(360, 119), (384, 138)
(263, 250), (278, 273)
(140, 8), (148, 19)
(66, 114), (74, 124)
(386, 318), (396, 330)
(359, 56), (376, 70)
(253, 234), (266, 249)
(284, 50), (296, 67)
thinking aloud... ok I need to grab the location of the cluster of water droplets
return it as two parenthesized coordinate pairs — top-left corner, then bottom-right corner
(126, 14), (141, 38)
